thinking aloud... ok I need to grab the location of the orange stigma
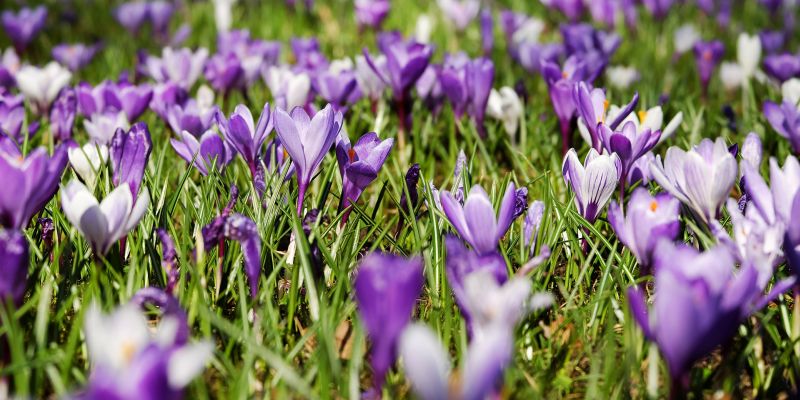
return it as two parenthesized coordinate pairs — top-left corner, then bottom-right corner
(348, 148), (356, 162)
(702, 50), (712, 61)
(649, 200), (658, 212)
(562, 71), (569, 79)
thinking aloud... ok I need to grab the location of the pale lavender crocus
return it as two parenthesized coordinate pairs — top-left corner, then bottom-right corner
(355, 0), (391, 30)
(0, 142), (68, 229)
(439, 55), (495, 137)
(61, 180), (149, 255)
(52, 43), (101, 72)
(144, 47), (209, 90)
(166, 97), (218, 136)
(437, 0), (480, 31)
(542, 56), (589, 155)
(50, 88), (77, 142)
(0, 92), (24, 143)
(313, 63), (362, 113)
(597, 121), (661, 191)
(562, 148), (622, 223)
(608, 188), (681, 270)
(354, 252), (424, 391)
(274, 104), (343, 215)
(170, 130), (230, 176)
(650, 138), (737, 225)
(1, 6), (47, 54)
(440, 182), (517, 255)
(335, 132), (393, 223)
(111, 122), (152, 197)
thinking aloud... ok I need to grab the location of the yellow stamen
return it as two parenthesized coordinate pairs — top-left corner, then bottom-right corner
(120, 341), (137, 364)
(637, 110), (648, 122)
(649, 200), (658, 212)
(561, 71), (568, 79)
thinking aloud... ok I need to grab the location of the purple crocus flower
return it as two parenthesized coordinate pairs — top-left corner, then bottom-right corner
(440, 55), (495, 137)
(114, 2), (150, 34)
(50, 88), (77, 142)
(363, 39), (433, 135)
(144, 47), (209, 90)
(204, 52), (245, 96)
(440, 182), (517, 255)
(597, 121), (661, 190)
(0, 230), (28, 306)
(608, 189), (680, 270)
(542, 56), (589, 155)
(763, 99), (800, 153)
(437, 0), (480, 31)
(573, 81), (639, 150)
(148, 1), (175, 39)
(291, 37), (329, 73)
(785, 191), (800, 281)
(354, 252), (424, 391)
(480, 9), (493, 56)
(1, 6), (47, 54)
(628, 242), (794, 394)
(222, 213), (262, 298)
(313, 66), (362, 113)
(170, 130), (230, 176)
(274, 104), (343, 215)
(166, 99), (218, 137)
(0, 143), (68, 229)
(416, 64), (446, 116)
(692, 40), (725, 95)
(355, 0), (391, 30)
(0, 48), (20, 89)
(562, 148), (622, 223)
(0, 92), (24, 143)
(149, 82), (189, 120)
(52, 43), (101, 72)
(650, 138), (737, 225)
(763, 53), (800, 82)
(111, 123), (152, 198)
(759, 30), (785, 54)
(215, 102), (273, 175)
(560, 23), (620, 81)
(335, 132), (393, 223)
(157, 229), (179, 294)
(109, 82), (154, 122)
(641, 0), (674, 19)
(217, 30), (281, 87)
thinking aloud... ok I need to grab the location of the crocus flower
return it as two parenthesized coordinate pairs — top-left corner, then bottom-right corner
(606, 65), (640, 89)
(203, 52), (244, 96)
(355, 0), (391, 30)
(84, 112), (130, 145)
(355, 54), (387, 103)
(165, 98), (218, 136)
(263, 65), (311, 111)
(573, 81), (639, 150)
(0, 92), (24, 143)
(158, 229), (179, 294)
(542, 56), (589, 155)
(597, 122), (661, 188)
(313, 63), (362, 113)
(486, 87), (523, 139)
(480, 9), (493, 56)
(61, 180), (149, 255)
(354, 252), (424, 391)
(524, 200), (545, 251)
(763, 53), (800, 83)
(415, 64), (446, 116)
(440, 55), (495, 137)
(781, 78), (800, 105)
(363, 39), (433, 134)
(607, 188), (681, 269)
(148, 1), (175, 38)
(650, 138), (737, 224)
(68, 143), (108, 189)
(217, 30), (281, 87)
(562, 148), (622, 223)
(628, 242), (794, 393)
(109, 82), (154, 122)
(215, 102), (273, 174)
(15, 62), (72, 114)
(737, 33), (762, 80)
(740, 155), (800, 226)
(440, 182), (517, 255)
(758, 30), (785, 54)
(0, 230), (28, 306)
(0, 48), (20, 89)
(560, 23), (620, 80)
(673, 24), (700, 57)
(335, 132), (393, 222)
(642, 0), (673, 18)
(291, 37), (328, 73)
(763, 100), (800, 153)
(144, 47), (209, 90)
(1, 6), (47, 54)
(213, 0), (235, 32)
(692, 40), (724, 95)
(52, 43), (101, 72)
(221, 213), (262, 298)
(170, 130), (230, 176)
(81, 301), (212, 400)
(114, 2), (150, 34)
(111, 123), (152, 197)
(0, 144), (68, 229)
(274, 104), (343, 215)
(50, 88), (77, 142)
(437, 0), (480, 31)
(149, 82), (189, 120)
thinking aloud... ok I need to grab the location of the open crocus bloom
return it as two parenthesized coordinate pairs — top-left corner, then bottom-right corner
(486, 87), (524, 138)
(605, 104), (683, 145)
(440, 182), (517, 254)
(170, 130), (230, 176)
(83, 302), (212, 400)
(84, 111), (131, 145)
(650, 138), (737, 225)
(263, 65), (311, 111)
(15, 62), (72, 114)
(61, 180), (149, 255)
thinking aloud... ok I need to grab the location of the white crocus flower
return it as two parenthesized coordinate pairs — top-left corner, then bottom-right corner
(61, 180), (149, 254)
(720, 61), (745, 90)
(355, 54), (387, 101)
(673, 24), (700, 54)
(264, 65), (311, 111)
(486, 87), (523, 138)
(84, 112), (130, 145)
(68, 143), (109, 189)
(605, 105), (683, 144)
(415, 14), (434, 44)
(213, 0), (235, 32)
(606, 65), (640, 89)
(781, 78), (800, 107)
(15, 62), (72, 114)
(737, 33), (761, 79)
